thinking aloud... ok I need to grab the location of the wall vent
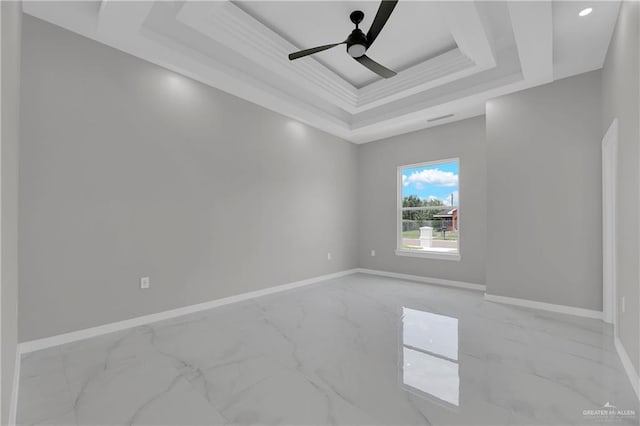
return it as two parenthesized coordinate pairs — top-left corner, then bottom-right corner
(427, 114), (454, 122)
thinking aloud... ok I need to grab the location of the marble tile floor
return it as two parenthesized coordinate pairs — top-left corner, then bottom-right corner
(18, 273), (639, 425)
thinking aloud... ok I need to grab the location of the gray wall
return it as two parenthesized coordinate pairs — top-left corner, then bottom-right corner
(1, 1), (21, 423)
(19, 16), (358, 341)
(358, 116), (487, 285)
(485, 70), (603, 311)
(602, 1), (639, 373)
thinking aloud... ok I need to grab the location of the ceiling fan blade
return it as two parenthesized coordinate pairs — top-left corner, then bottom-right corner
(366, 0), (398, 47)
(288, 43), (344, 60)
(354, 55), (397, 78)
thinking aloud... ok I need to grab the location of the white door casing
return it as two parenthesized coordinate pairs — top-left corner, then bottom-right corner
(602, 118), (618, 328)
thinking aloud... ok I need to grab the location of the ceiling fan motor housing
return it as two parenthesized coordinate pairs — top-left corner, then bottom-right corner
(287, 3), (398, 78)
(346, 28), (367, 58)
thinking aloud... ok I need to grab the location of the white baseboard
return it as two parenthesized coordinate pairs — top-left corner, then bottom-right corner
(355, 268), (486, 292)
(19, 268), (484, 355)
(615, 336), (640, 401)
(19, 268), (359, 354)
(484, 293), (603, 320)
(8, 347), (20, 426)
(13, 266), (637, 418)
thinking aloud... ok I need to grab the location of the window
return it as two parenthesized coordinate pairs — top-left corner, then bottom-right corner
(397, 159), (460, 260)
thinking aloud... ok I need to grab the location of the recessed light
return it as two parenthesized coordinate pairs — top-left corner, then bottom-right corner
(579, 7), (593, 17)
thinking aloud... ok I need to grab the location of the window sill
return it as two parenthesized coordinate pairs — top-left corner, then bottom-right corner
(395, 249), (461, 261)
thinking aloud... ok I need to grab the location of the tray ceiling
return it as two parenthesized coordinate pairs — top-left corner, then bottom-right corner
(23, 1), (621, 143)
(234, 1), (457, 87)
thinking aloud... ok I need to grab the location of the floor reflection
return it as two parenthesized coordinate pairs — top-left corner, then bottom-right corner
(402, 307), (460, 407)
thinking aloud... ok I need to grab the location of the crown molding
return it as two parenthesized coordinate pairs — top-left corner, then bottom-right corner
(354, 1), (497, 112)
(177, 0), (499, 116)
(177, 1), (359, 112)
(356, 49), (476, 110)
(439, 1), (496, 69)
(22, 0), (569, 144)
(23, 0), (354, 140)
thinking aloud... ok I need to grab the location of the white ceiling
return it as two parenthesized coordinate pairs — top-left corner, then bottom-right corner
(23, 0), (621, 144)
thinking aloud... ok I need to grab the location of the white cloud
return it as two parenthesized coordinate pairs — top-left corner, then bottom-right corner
(405, 168), (458, 187)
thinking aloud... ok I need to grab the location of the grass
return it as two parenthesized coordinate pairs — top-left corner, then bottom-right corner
(402, 229), (458, 240)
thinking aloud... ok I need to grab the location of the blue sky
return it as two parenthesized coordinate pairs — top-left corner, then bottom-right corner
(402, 161), (459, 206)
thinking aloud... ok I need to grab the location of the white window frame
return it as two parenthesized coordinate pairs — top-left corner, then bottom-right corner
(395, 158), (461, 261)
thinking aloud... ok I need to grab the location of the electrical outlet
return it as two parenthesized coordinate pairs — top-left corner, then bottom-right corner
(140, 276), (150, 289)
(371, 249), (376, 257)
(327, 252), (332, 261)
(621, 295), (626, 313)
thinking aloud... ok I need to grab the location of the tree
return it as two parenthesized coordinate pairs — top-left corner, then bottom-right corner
(402, 196), (444, 221)
(402, 195), (423, 208)
(422, 198), (444, 220)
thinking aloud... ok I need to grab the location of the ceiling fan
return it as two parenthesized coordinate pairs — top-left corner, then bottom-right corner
(287, 0), (399, 79)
